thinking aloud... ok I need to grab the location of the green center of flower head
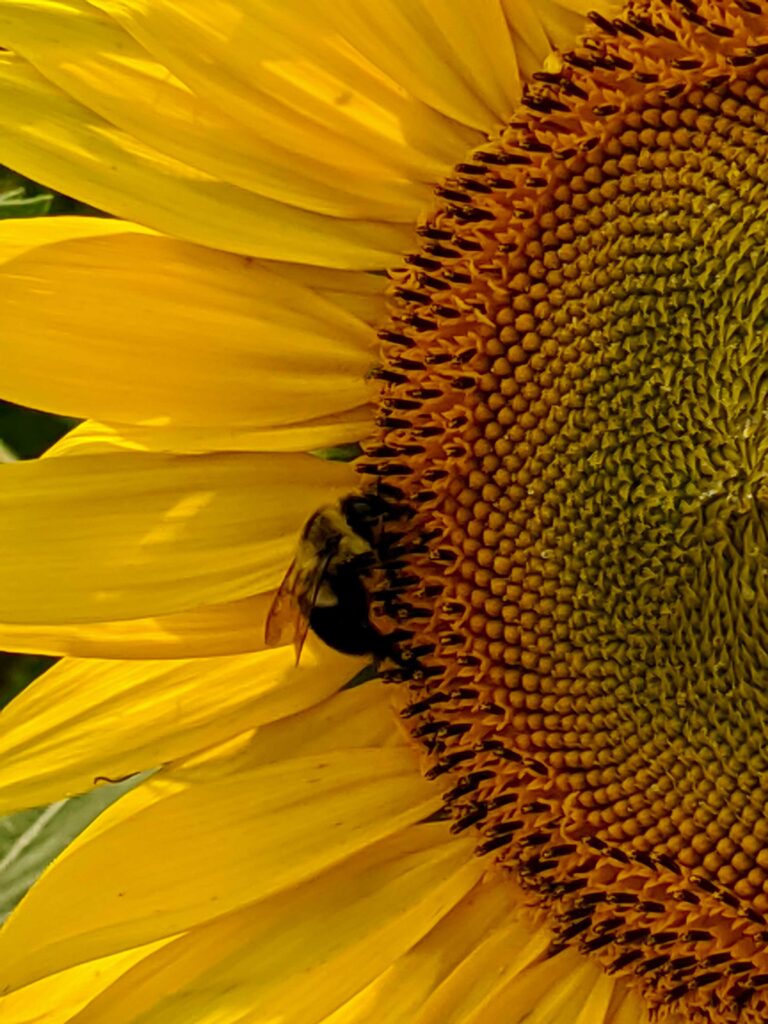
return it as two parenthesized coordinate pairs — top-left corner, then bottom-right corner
(359, 2), (768, 1020)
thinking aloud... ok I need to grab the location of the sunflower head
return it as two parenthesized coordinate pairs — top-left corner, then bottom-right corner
(352, 1), (768, 1019)
(4, 1), (768, 1022)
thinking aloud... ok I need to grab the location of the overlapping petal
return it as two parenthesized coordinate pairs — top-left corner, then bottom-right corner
(221, 674), (406, 770)
(0, 54), (414, 268)
(321, 875), (514, 1024)
(0, 642), (365, 814)
(414, 916), (552, 1023)
(324, 0), (523, 129)
(0, 942), (170, 1024)
(276, 263), (387, 326)
(0, 741), (440, 992)
(46, 413), (375, 459)
(88, 0), (484, 175)
(0, 451), (355, 624)
(0, 592), (275, 659)
(473, 959), (612, 1024)
(0, 0), (435, 220)
(0, 218), (374, 426)
(54, 827), (480, 1024)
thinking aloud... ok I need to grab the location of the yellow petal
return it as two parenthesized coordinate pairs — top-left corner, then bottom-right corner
(499, 0), (617, 76)
(322, 875), (511, 1024)
(276, 264), (387, 326)
(0, 942), (168, 1024)
(64, 826), (480, 1024)
(158, 676), (401, 793)
(0, 212), (155, 256)
(606, 985), (652, 1024)
(0, 593), (275, 659)
(0, 451), (355, 624)
(0, 643), (361, 815)
(497, 0), (577, 77)
(0, 216), (387, 327)
(326, 0), (523, 130)
(0, 0), (437, 221)
(472, 954), (612, 1024)
(0, 746), (439, 992)
(90, 0), (480, 179)
(535, 0), (605, 50)
(414, 912), (551, 1024)
(47, 411), (374, 459)
(0, 219), (373, 425)
(196, 677), (404, 778)
(0, 54), (413, 269)
(571, 973), (616, 1024)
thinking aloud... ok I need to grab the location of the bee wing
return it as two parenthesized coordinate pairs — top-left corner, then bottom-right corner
(292, 552), (336, 665)
(264, 558), (303, 649)
(265, 553), (333, 665)
(291, 602), (313, 666)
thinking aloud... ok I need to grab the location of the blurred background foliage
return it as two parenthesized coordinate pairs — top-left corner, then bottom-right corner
(0, 168), (98, 707)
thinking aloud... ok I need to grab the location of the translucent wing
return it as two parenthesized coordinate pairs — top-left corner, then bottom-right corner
(264, 558), (303, 650)
(264, 552), (334, 665)
(291, 555), (333, 664)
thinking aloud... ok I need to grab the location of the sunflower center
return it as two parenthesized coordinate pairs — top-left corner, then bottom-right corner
(362, 3), (768, 1021)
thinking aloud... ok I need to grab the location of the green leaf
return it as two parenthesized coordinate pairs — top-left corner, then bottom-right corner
(312, 442), (362, 462)
(0, 775), (147, 922)
(0, 188), (54, 219)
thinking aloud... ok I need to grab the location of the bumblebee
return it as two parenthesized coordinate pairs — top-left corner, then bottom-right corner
(265, 495), (387, 663)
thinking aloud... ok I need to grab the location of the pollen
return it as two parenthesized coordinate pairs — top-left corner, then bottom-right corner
(362, 2), (768, 1021)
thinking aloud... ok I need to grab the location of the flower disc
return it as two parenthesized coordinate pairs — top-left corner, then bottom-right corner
(363, 2), (768, 1020)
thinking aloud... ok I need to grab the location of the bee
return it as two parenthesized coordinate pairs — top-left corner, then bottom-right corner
(265, 494), (388, 663)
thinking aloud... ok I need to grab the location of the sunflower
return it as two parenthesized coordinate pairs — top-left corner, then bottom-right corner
(2, 0), (768, 1021)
